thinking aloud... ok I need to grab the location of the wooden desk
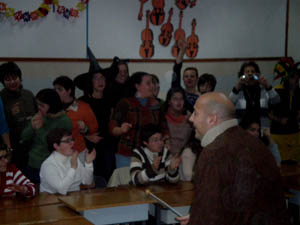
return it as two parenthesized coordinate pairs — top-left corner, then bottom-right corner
(59, 188), (154, 211)
(59, 188), (155, 225)
(56, 182), (194, 225)
(0, 204), (81, 225)
(32, 217), (94, 225)
(139, 181), (194, 194)
(0, 192), (60, 211)
(149, 190), (194, 225)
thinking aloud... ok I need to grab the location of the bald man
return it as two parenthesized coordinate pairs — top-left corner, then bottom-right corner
(177, 92), (288, 225)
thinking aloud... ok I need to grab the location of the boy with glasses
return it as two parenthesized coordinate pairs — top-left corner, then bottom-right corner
(39, 128), (96, 195)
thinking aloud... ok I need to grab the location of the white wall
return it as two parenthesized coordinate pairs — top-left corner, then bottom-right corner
(0, 0), (298, 99)
(0, 0), (287, 59)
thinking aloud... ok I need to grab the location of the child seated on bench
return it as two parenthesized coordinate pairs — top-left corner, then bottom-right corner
(130, 124), (181, 185)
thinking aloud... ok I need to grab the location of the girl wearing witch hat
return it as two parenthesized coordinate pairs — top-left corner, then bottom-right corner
(74, 48), (118, 183)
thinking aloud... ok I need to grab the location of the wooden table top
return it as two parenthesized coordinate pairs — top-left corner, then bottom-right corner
(59, 182), (194, 212)
(59, 188), (155, 211)
(0, 192), (60, 211)
(0, 204), (81, 225)
(30, 217), (94, 225)
(139, 181), (194, 194)
(151, 190), (194, 207)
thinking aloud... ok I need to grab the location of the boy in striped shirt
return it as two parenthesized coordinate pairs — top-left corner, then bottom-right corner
(130, 124), (181, 185)
(0, 144), (36, 197)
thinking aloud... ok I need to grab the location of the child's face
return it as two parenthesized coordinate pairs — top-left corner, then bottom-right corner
(144, 133), (164, 153)
(4, 74), (21, 92)
(54, 84), (71, 103)
(152, 79), (160, 98)
(93, 73), (106, 93)
(37, 100), (50, 116)
(115, 64), (129, 84)
(169, 92), (184, 113)
(55, 135), (75, 156)
(183, 70), (198, 89)
(199, 82), (212, 94)
(0, 150), (9, 172)
(246, 123), (260, 138)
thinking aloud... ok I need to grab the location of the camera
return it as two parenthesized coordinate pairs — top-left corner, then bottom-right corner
(241, 74), (259, 81)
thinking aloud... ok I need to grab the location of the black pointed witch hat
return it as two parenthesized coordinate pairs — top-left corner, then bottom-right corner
(74, 47), (120, 91)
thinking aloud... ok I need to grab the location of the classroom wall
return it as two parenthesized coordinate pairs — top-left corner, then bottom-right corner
(0, 0), (287, 59)
(1, 0), (299, 99)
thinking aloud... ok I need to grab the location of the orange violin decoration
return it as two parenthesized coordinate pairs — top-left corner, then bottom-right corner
(186, 18), (198, 58)
(172, 10), (185, 58)
(138, 0), (148, 21)
(159, 8), (173, 46)
(175, 0), (190, 10)
(140, 10), (154, 59)
(150, 0), (165, 26)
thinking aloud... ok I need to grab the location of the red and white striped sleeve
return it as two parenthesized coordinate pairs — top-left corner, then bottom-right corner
(11, 165), (36, 197)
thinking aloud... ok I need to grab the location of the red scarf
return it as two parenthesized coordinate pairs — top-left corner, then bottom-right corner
(165, 111), (187, 124)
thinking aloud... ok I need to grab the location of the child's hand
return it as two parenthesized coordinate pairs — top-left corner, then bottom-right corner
(77, 120), (87, 133)
(178, 39), (187, 51)
(11, 102), (21, 116)
(71, 151), (79, 169)
(176, 215), (190, 225)
(31, 111), (43, 130)
(121, 122), (132, 134)
(152, 155), (162, 172)
(85, 148), (96, 164)
(85, 132), (102, 143)
(170, 153), (181, 170)
(7, 184), (26, 194)
(263, 128), (271, 137)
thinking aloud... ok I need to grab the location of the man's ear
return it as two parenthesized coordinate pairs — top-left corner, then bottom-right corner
(207, 113), (217, 126)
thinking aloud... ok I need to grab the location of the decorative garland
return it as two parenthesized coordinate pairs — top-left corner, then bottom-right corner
(0, 0), (89, 22)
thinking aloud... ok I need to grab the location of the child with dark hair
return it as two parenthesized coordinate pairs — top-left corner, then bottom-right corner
(53, 76), (99, 164)
(20, 89), (72, 184)
(0, 61), (37, 170)
(110, 72), (169, 168)
(229, 61), (280, 128)
(40, 128), (95, 195)
(74, 49), (118, 182)
(197, 73), (217, 94)
(105, 59), (130, 108)
(164, 87), (192, 154)
(172, 40), (200, 112)
(239, 115), (281, 166)
(0, 144), (36, 197)
(130, 124), (180, 185)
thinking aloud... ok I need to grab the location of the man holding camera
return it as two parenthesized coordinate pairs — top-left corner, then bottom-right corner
(229, 61), (280, 128)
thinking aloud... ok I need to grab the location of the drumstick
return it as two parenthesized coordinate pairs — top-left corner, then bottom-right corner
(145, 189), (183, 217)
